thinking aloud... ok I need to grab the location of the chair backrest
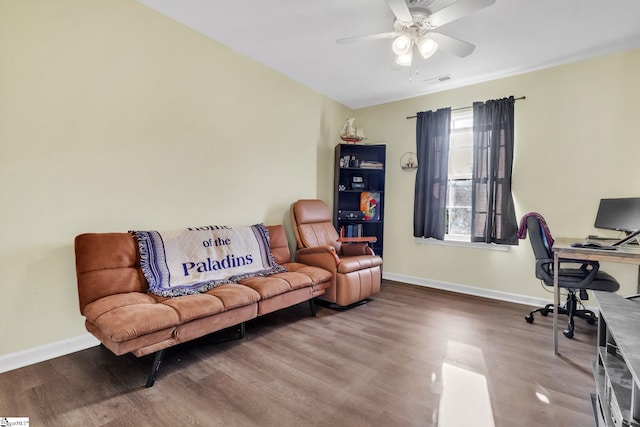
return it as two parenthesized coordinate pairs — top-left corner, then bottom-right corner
(525, 215), (553, 260)
(291, 199), (341, 252)
(524, 214), (557, 282)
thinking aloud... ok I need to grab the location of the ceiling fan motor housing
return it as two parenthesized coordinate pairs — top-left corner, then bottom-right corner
(393, 10), (437, 34)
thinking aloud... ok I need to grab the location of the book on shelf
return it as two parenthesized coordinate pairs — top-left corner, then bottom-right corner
(340, 224), (363, 238)
(359, 161), (384, 169)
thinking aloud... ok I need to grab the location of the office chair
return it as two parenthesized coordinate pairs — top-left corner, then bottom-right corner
(520, 213), (620, 338)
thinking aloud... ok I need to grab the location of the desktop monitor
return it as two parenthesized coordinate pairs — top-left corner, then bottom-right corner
(594, 197), (640, 246)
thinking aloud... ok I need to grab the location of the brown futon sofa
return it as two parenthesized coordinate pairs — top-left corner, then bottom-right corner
(74, 224), (331, 387)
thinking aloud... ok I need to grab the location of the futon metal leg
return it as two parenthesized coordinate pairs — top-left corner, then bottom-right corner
(145, 349), (166, 388)
(239, 322), (246, 339)
(309, 298), (316, 317)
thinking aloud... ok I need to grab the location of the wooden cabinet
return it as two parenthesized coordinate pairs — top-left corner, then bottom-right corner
(333, 143), (385, 258)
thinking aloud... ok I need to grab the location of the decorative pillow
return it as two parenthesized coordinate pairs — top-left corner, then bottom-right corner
(131, 223), (286, 297)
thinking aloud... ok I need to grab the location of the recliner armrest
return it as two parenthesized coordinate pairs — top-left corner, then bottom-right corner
(297, 245), (336, 256)
(296, 246), (340, 269)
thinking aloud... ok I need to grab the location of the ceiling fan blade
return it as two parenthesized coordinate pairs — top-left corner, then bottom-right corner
(385, 0), (414, 24)
(429, 32), (475, 57)
(336, 31), (399, 44)
(428, 0), (495, 28)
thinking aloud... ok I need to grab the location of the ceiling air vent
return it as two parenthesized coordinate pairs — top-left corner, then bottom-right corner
(423, 74), (451, 84)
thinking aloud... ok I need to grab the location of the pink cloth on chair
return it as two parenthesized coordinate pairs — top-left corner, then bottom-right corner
(517, 212), (555, 249)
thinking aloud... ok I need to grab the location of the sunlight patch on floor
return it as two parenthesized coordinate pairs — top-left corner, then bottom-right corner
(437, 363), (495, 427)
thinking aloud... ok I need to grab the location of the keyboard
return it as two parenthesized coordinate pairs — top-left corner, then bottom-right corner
(587, 235), (618, 241)
(571, 241), (617, 250)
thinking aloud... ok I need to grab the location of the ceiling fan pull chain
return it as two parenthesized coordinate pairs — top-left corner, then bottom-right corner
(410, 55), (419, 82)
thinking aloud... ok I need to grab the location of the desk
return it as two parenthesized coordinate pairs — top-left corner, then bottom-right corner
(551, 238), (640, 355)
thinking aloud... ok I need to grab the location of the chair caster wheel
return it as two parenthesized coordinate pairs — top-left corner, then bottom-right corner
(540, 309), (549, 317)
(525, 314), (534, 323)
(586, 317), (596, 325)
(563, 329), (574, 339)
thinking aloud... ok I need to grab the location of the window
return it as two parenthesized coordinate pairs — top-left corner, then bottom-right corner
(414, 97), (517, 245)
(445, 110), (473, 240)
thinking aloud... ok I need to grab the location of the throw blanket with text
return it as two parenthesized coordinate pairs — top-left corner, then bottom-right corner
(131, 224), (286, 297)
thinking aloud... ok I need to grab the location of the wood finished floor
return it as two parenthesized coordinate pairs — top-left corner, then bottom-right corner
(0, 281), (598, 426)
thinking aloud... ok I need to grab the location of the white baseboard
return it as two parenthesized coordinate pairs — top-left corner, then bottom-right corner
(0, 333), (100, 374)
(383, 271), (553, 308)
(0, 275), (582, 374)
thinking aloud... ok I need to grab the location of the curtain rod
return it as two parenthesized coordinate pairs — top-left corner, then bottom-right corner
(406, 96), (526, 119)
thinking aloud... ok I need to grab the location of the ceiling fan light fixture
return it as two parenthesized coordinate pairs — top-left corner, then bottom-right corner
(395, 50), (413, 67)
(417, 36), (438, 59)
(391, 33), (412, 55)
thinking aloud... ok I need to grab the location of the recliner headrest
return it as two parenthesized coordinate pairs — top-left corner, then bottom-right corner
(293, 199), (332, 224)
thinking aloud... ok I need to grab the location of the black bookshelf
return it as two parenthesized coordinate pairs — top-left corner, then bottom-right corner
(333, 143), (385, 258)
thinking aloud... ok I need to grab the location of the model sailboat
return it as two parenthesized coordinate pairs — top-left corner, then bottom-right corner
(340, 117), (366, 143)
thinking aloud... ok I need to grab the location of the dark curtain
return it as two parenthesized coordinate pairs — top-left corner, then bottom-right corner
(413, 108), (451, 239)
(470, 96), (518, 244)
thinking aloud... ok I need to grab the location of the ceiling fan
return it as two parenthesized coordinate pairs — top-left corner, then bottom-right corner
(337, 0), (495, 67)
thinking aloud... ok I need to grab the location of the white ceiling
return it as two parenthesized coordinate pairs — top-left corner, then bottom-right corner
(137, 0), (640, 109)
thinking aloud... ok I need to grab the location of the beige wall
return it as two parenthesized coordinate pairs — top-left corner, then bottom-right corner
(0, 0), (347, 355)
(356, 49), (640, 300)
(1, 0), (638, 359)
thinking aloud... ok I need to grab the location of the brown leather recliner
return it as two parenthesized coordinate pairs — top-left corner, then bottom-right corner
(291, 199), (382, 307)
